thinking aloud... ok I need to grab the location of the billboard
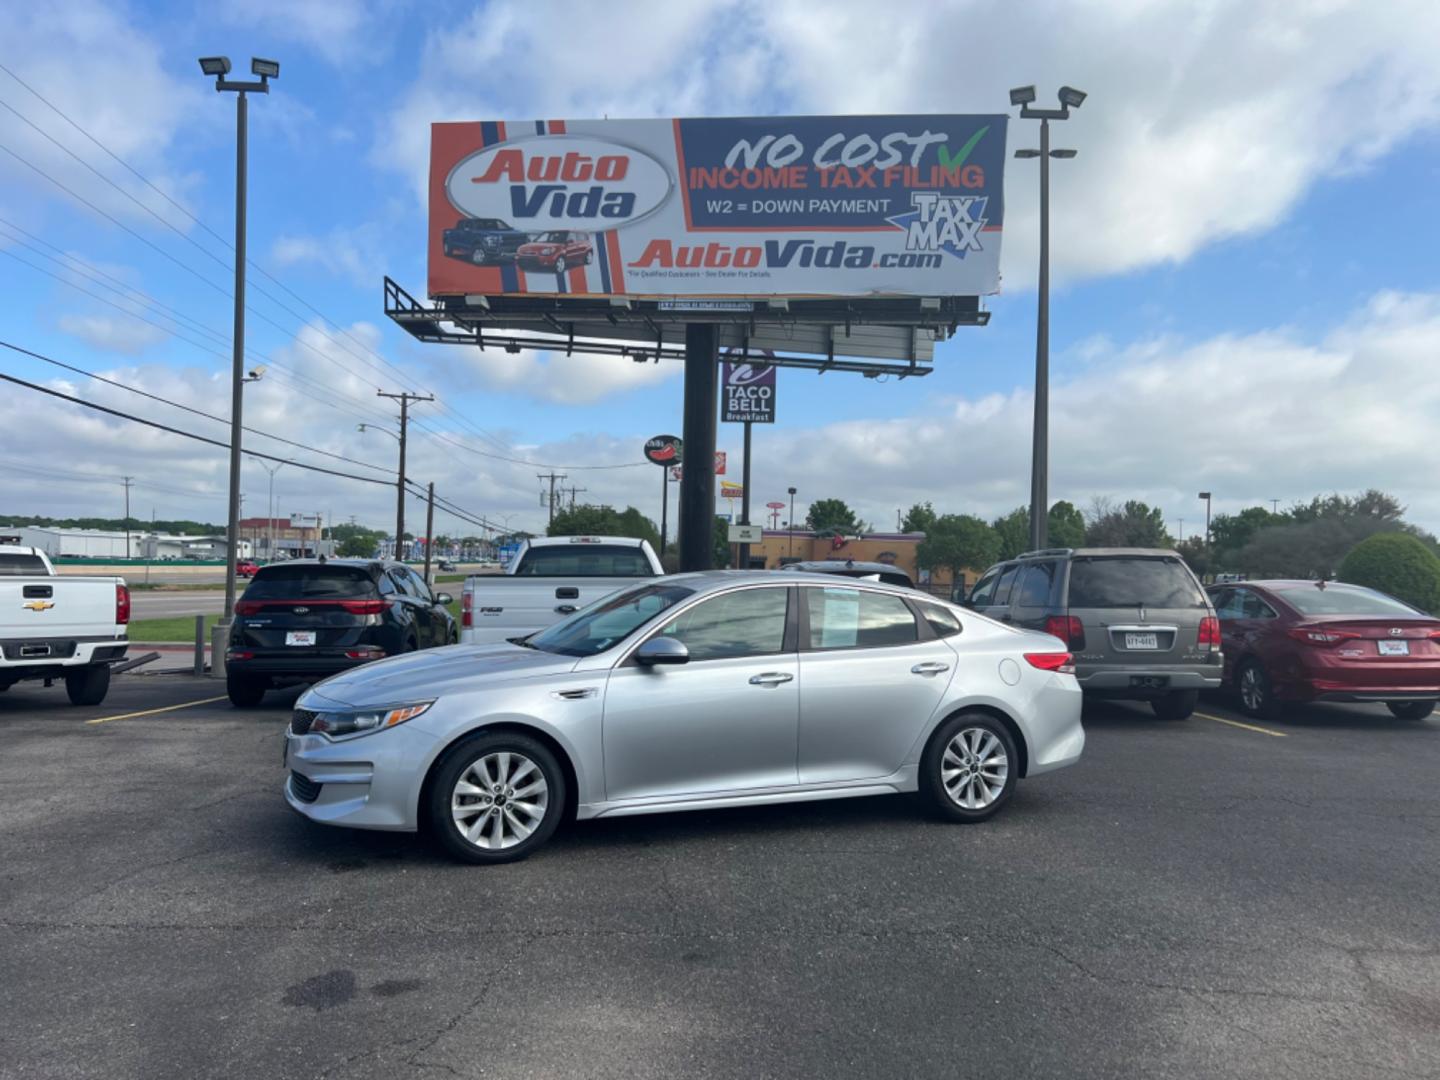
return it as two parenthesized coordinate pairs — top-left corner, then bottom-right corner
(428, 115), (1006, 300)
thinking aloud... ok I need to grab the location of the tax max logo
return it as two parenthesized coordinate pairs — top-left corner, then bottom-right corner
(885, 193), (990, 260)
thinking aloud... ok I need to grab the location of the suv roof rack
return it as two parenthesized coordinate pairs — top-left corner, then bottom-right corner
(1016, 548), (1074, 560)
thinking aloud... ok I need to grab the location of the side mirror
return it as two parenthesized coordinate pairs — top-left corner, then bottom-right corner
(435, 592), (453, 606)
(634, 636), (689, 666)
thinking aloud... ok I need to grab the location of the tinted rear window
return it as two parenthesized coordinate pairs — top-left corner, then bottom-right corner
(514, 545), (654, 577)
(1273, 584), (1420, 617)
(243, 565), (377, 599)
(0, 553), (48, 575)
(1068, 557), (1206, 609)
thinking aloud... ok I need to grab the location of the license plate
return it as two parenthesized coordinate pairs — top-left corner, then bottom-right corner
(285, 631), (317, 646)
(1378, 640), (1410, 656)
(1125, 633), (1159, 650)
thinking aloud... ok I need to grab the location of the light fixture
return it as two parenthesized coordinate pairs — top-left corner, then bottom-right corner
(1009, 85), (1037, 106)
(1058, 86), (1087, 109)
(1014, 149), (1041, 159)
(251, 57), (280, 79)
(198, 57), (231, 76)
(1050, 149), (1078, 159)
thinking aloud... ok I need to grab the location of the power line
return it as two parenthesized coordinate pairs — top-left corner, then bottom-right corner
(0, 340), (396, 477)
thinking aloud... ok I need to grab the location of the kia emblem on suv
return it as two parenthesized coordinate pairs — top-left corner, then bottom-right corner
(293, 606), (310, 615)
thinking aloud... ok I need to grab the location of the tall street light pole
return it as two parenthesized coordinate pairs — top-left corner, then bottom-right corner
(1011, 84), (1085, 552)
(787, 486), (797, 559)
(1198, 491), (1213, 551)
(200, 55), (277, 676)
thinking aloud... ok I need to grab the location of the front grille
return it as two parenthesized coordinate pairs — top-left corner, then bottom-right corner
(290, 708), (317, 735)
(289, 771), (322, 803)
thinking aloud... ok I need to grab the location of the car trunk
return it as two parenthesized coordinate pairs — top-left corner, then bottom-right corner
(234, 566), (383, 652)
(1294, 618), (1440, 671)
(1065, 556), (1209, 667)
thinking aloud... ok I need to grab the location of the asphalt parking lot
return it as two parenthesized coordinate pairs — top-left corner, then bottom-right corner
(2, 676), (1437, 1079)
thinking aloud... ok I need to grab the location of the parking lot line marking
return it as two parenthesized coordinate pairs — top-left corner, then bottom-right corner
(85, 696), (229, 726)
(1195, 711), (1287, 738)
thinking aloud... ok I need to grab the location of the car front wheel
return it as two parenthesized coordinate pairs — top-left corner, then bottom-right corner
(1388, 700), (1436, 721)
(470, 249), (486, 265)
(427, 733), (566, 864)
(1236, 659), (1281, 719)
(554, 255), (567, 275)
(919, 712), (1017, 823)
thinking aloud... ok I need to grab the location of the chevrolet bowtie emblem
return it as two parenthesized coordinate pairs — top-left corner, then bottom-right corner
(22, 600), (55, 612)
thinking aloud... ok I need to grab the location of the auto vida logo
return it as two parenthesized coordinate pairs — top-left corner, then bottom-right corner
(447, 136), (672, 229)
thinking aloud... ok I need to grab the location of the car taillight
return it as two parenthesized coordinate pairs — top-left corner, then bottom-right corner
(1287, 626), (1362, 645)
(462, 590), (472, 629)
(1043, 615), (1085, 650)
(226, 650), (254, 661)
(344, 647), (386, 660)
(234, 600), (261, 616)
(116, 583), (130, 625)
(1198, 616), (1221, 650)
(1025, 651), (1075, 674)
(339, 599), (387, 615)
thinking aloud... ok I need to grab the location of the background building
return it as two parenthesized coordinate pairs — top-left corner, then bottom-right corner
(239, 516), (335, 560)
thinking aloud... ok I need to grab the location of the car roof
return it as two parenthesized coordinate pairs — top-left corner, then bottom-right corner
(787, 560), (910, 574)
(255, 558), (380, 571)
(1013, 547), (1180, 561)
(657, 569), (940, 600)
(524, 536), (646, 548)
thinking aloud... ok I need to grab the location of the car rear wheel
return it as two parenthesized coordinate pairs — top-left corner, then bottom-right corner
(554, 255), (567, 274)
(919, 712), (1017, 823)
(1236, 659), (1281, 719)
(1387, 700), (1436, 721)
(65, 663), (110, 706)
(427, 733), (566, 864)
(1151, 689), (1199, 720)
(227, 673), (267, 708)
(584, 249), (593, 264)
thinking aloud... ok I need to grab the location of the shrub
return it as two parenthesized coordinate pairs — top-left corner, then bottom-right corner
(1337, 532), (1440, 613)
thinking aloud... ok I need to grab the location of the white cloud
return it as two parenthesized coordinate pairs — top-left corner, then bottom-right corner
(214, 0), (385, 67)
(375, 0), (1440, 288)
(0, 2), (201, 229)
(443, 347), (681, 406)
(741, 290), (1440, 535)
(55, 313), (167, 355)
(271, 226), (384, 288)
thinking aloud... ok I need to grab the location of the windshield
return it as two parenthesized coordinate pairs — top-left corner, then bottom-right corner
(243, 565), (377, 599)
(528, 583), (694, 657)
(1273, 583), (1422, 617)
(1068, 557), (1207, 609)
(455, 218), (507, 231)
(514, 544), (655, 577)
(0, 553), (48, 575)
(534, 231), (568, 242)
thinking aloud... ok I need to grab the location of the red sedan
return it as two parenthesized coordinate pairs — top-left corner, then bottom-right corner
(236, 559), (260, 578)
(1206, 580), (1440, 720)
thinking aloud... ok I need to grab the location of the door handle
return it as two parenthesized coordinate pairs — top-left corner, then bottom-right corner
(748, 672), (794, 686)
(911, 661), (951, 675)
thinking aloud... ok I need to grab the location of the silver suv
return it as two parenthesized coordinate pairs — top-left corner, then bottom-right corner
(966, 547), (1222, 719)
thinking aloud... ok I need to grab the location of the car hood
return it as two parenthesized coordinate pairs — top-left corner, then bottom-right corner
(304, 642), (580, 707)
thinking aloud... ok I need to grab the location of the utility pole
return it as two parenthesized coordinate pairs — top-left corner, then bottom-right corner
(250, 457), (285, 561)
(563, 485), (587, 510)
(377, 390), (433, 559)
(1270, 499), (1280, 514)
(121, 476), (133, 560)
(423, 482), (435, 584)
(537, 472), (566, 526)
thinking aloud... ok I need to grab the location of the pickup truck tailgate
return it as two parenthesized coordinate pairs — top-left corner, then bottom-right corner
(463, 578), (634, 644)
(0, 577), (122, 647)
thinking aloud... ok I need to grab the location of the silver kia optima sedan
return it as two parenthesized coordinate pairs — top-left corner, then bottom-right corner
(284, 571), (1085, 864)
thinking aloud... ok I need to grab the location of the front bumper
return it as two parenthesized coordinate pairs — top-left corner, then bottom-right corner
(283, 719), (438, 832)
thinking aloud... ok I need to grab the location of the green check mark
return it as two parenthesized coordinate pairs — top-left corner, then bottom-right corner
(937, 126), (989, 171)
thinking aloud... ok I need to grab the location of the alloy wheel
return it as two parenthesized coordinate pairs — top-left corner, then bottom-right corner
(555, 256), (567, 275)
(1240, 666), (1264, 712)
(451, 751), (549, 850)
(942, 727), (1009, 810)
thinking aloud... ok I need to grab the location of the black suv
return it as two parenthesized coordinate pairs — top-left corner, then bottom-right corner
(964, 547), (1222, 719)
(442, 217), (531, 265)
(225, 559), (458, 707)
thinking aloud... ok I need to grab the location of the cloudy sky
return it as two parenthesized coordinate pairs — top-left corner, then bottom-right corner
(2, 0), (1439, 540)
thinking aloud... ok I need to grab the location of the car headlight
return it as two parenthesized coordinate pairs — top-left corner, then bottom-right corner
(310, 701), (433, 739)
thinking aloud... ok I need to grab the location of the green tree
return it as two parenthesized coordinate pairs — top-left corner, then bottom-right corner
(713, 516), (732, 568)
(548, 504), (659, 551)
(805, 498), (864, 535)
(1047, 501), (1087, 548)
(917, 514), (1000, 580)
(1085, 499), (1172, 548)
(1175, 536), (1211, 580)
(900, 502), (937, 534)
(1338, 533), (1440, 613)
(991, 506), (1029, 560)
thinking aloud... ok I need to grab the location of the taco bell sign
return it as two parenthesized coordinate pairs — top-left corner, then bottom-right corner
(722, 361), (776, 424)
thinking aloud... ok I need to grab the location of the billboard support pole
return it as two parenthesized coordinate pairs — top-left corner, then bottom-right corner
(680, 323), (718, 571)
(659, 469), (668, 561)
(738, 421), (753, 568)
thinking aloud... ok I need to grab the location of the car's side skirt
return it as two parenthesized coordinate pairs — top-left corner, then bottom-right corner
(580, 770), (917, 820)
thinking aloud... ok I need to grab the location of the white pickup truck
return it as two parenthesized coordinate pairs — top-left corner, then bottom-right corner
(460, 536), (664, 644)
(0, 538), (130, 705)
